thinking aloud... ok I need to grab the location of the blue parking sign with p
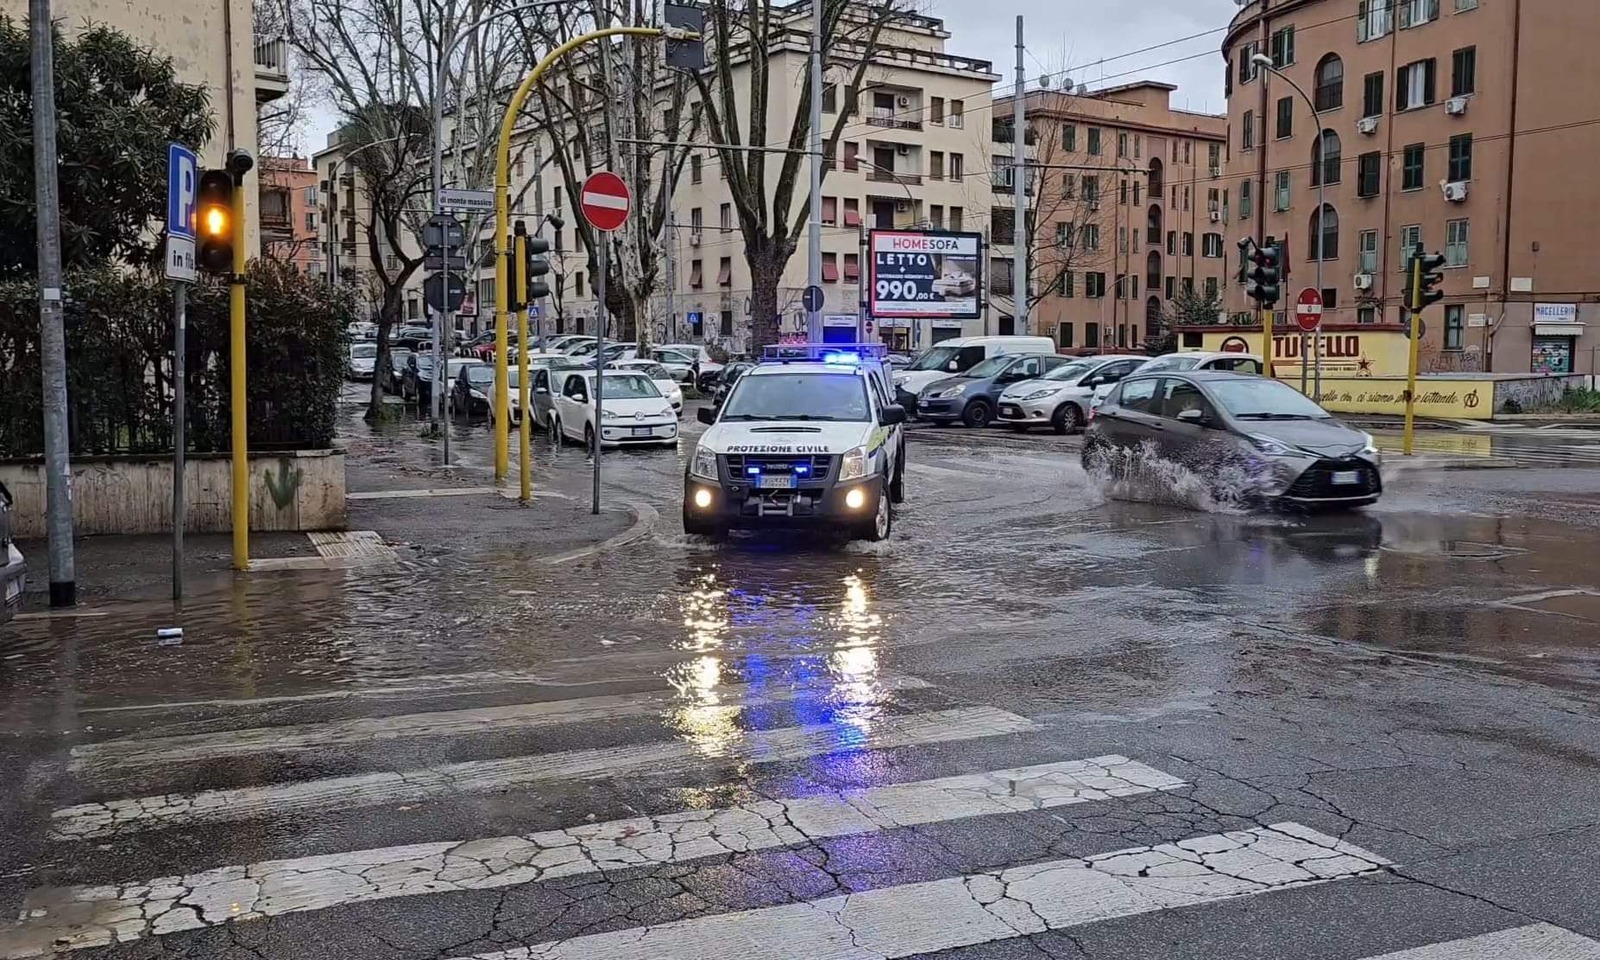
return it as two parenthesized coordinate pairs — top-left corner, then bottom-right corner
(167, 144), (198, 241)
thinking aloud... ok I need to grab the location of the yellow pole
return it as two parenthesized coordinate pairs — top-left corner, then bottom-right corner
(515, 231), (532, 501)
(493, 26), (667, 483)
(1403, 255), (1423, 456)
(1261, 305), (1275, 381)
(229, 180), (249, 570)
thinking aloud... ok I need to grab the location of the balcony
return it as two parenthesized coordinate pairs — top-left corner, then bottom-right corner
(991, 122), (1038, 146)
(868, 169), (923, 186)
(254, 38), (290, 103)
(868, 110), (923, 132)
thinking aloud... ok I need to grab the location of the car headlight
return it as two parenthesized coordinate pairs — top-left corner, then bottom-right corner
(1360, 432), (1379, 456)
(1021, 387), (1060, 401)
(690, 446), (718, 480)
(838, 445), (870, 482)
(1250, 433), (1296, 456)
(602, 410), (622, 420)
(659, 408), (673, 418)
(471, 389), (487, 400)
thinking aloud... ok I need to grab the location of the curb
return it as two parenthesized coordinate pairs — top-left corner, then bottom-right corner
(541, 499), (660, 566)
(1385, 456), (1518, 472)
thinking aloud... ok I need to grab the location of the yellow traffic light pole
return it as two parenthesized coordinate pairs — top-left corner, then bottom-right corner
(493, 25), (676, 485)
(1261, 306), (1274, 381)
(513, 228), (532, 501)
(1402, 255), (1423, 456)
(229, 180), (249, 570)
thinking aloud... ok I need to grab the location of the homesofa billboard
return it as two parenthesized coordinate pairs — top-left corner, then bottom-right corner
(867, 230), (983, 321)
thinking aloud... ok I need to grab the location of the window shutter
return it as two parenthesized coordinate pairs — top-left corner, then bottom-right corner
(1357, 0), (1370, 40)
(1424, 60), (1437, 104)
(1395, 68), (1407, 111)
(1397, 0), (1412, 28)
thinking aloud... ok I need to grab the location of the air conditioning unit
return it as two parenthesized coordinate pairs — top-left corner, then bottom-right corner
(1445, 96), (1469, 116)
(896, 95), (911, 107)
(1357, 117), (1379, 135)
(896, 144), (910, 156)
(1443, 181), (1469, 202)
(895, 200), (910, 212)
(689, 232), (702, 246)
(1209, 211), (1222, 223)
(1353, 273), (1374, 290)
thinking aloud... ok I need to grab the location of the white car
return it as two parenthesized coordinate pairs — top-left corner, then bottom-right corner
(995, 354), (1148, 434)
(648, 348), (698, 384)
(890, 335), (1058, 403)
(661, 343), (724, 387)
(1089, 352), (1266, 410)
(548, 370), (679, 448)
(347, 342), (378, 380)
(610, 360), (684, 414)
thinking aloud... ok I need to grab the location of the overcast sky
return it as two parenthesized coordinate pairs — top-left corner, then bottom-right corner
(926, 0), (1238, 115)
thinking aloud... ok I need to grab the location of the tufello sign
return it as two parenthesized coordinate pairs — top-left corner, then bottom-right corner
(1209, 329), (1407, 377)
(867, 230), (983, 321)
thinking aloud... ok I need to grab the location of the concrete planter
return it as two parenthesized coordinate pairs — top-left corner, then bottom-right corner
(0, 450), (346, 539)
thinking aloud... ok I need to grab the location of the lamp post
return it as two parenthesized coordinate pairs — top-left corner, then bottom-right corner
(1253, 53), (1323, 397)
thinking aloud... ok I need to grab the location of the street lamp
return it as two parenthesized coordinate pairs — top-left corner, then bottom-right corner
(1252, 52), (1324, 396)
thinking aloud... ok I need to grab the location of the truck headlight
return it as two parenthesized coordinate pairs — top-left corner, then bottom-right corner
(838, 445), (869, 482)
(690, 446), (718, 480)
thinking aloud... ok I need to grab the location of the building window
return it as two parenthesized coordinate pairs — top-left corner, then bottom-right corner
(1359, 229), (1379, 273)
(1444, 304), (1465, 350)
(1276, 96), (1294, 139)
(1086, 272), (1106, 298)
(1399, 224), (1423, 269)
(720, 309), (734, 336)
(1182, 232), (1194, 256)
(1270, 25), (1296, 67)
(1310, 204), (1339, 261)
(1446, 218), (1470, 266)
(930, 96), (945, 124)
(1083, 176), (1099, 205)
(576, 272), (585, 296)
(845, 142), (859, 172)
(1118, 132), (1129, 158)
(1399, 0), (1440, 29)
(691, 155), (703, 183)
(1119, 180), (1129, 206)
(690, 207), (703, 233)
(305, 212), (317, 231)
(1396, 59), (1437, 111)
(949, 153), (963, 180)
(950, 206), (964, 230)
(1085, 322), (1100, 348)
(1240, 179), (1253, 218)
(1402, 143), (1426, 190)
(1055, 221), (1073, 248)
(821, 196), (837, 226)
(1062, 174), (1076, 198)
(719, 203), (732, 232)
(1118, 226), (1128, 253)
(843, 198), (861, 227)
(822, 252), (839, 282)
(1134, 182), (1142, 205)
(1358, 306), (1377, 324)
(1451, 46), (1476, 96)
(821, 83), (837, 113)
(1358, 0), (1393, 41)
(1242, 110), (1255, 151)
(1311, 130), (1342, 186)
(1362, 71), (1385, 117)
(1357, 152), (1382, 197)
(1448, 133), (1473, 181)
(1166, 230), (1176, 255)
(1062, 123), (1077, 152)
(1238, 41), (1261, 83)
(1059, 271), (1074, 298)
(1208, 143), (1222, 175)
(1088, 127), (1102, 156)
(950, 99), (964, 126)
(1456, 0), (1477, 9)
(844, 253), (859, 282)
(1315, 54), (1345, 111)
(929, 151), (944, 180)
(1082, 224), (1100, 250)
(1166, 276), (1176, 299)
(1059, 321), (1075, 346)
(1274, 171), (1291, 211)
(1134, 135), (1142, 159)
(1202, 233), (1224, 258)
(717, 257), (732, 286)
(1205, 276), (1220, 300)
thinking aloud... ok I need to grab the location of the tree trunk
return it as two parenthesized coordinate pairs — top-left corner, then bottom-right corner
(365, 294), (404, 422)
(746, 240), (787, 352)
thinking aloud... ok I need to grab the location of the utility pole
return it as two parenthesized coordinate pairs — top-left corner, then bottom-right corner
(1012, 15), (1027, 337)
(806, 0), (824, 342)
(30, 0), (76, 607)
(664, 150), (677, 345)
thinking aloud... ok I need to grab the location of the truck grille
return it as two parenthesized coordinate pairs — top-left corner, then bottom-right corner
(1286, 458), (1382, 499)
(721, 454), (835, 483)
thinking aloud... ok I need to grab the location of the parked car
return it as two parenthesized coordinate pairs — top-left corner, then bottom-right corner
(914, 353), (1076, 428)
(995, 355), (1147, 434)
(1, 481), (24, 628)
(1084, 371), (1383, 509)
(346, 321), (377, 341)
(385, 348), (413, 393)
(452, 362), (495, 416)
(891, 335), (1057, 407)
(649, 348), (698, 384)
(458, 330), (497, 357)
(660, 343), (724, 389)
(547, 370), (679, 449)
(492, 354), (589, 426)
(393, 326), (432, 349)
(707, 360), (756, 411)
(610, 360), (685, 414)
(1089, 352), (1265, 410)
(347, 342), (378, 380)
(404, 355), (474, 406)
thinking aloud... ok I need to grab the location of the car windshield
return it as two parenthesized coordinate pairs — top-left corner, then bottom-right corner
(963, 356), (1017, 379)
(907, 346), (961, 372)
(1040, 361), (1096, 382)
(1140, 355), (1201, 372)
(1210, 378), (1333, 419)
(351, 344), (377, 358)
(467, 366), (493, 384)
(604, 374), (661, 399)
(721, 373), (870, 421)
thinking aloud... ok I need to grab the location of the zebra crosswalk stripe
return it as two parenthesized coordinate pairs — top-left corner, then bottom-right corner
(1360, 923), (1600, 959)
(49, 707), (1036, 841)
(0, 756), (1183, 958)
(454, 822), (1389, 960)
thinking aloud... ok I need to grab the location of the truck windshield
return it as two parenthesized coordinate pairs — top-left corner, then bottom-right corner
(721, 373), (870, 421)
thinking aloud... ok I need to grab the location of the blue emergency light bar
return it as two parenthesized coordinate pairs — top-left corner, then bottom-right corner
(760, 343), (888, 364)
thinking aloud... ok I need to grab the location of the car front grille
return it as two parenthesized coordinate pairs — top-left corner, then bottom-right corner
(721, 454), (836, 483)
(1286, 457), (1382, 499)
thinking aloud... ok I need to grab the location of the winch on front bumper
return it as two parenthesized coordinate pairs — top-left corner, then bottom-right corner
(683, 453), (884, 531)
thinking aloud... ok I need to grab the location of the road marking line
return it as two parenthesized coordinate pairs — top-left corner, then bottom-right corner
(69, 676), (934, 773)
(0, 756), (1181, 957)
(451, 822), (1387, 960)
(49, 707), (1037, 841)
(1361, 924), (1600, 959)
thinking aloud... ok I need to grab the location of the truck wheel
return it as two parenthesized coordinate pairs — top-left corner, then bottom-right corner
(859, 488), (893, 542)
(1052, 403), (1084, 435)
(962, 400), (994, 429)
(889, 451), (906, 504)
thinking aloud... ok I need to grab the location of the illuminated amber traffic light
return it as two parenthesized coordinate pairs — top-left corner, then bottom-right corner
(196, 169), (235, 275)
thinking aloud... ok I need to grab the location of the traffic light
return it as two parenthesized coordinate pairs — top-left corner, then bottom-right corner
(1246, 242), (1282, 308)
(527, 236), (551, 300)
(1409, 251), (1447, 313)
(509, 222), (529, 312)
(663, 3), (706, 71)
(195, 169), (235, 275)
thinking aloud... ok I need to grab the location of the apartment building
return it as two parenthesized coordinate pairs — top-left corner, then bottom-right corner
(515, 3), (998, 354)
(311, 130), (429, 322)
(1, 0), (289, 253)
(259, 156), (320, 273)
(1224, 0), (1600, 375)
(991, 83), (1229, 353)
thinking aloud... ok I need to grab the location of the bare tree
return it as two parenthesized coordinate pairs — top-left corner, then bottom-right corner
(253, 0), (304, 157)
(284, 0), (546, 418)
(691, 0), (918, 351)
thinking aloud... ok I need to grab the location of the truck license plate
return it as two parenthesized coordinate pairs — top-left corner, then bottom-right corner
(1330, 470), (1361, 485)
(758, 475), (795, 490)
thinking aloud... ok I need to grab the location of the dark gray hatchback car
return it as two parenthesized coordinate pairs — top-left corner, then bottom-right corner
(1083, 371), (1383, 508)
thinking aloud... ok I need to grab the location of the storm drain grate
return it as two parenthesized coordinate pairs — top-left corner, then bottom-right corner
(308, 530), (396, 561)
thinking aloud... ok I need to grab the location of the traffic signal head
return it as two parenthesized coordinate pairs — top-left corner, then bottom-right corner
(1246, 243), (1282, 308)
(195, 169), (235, 275)
(1410, 252), (1447, 312)
(508, 231), (528, 312)
(526, 237), (551, 300)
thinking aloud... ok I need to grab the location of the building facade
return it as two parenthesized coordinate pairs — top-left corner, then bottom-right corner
(1223, 0), (1600, 375)
(311, 130), (430, 323)
(992, 83), (1228, 353)
(259, 156), (320, 273)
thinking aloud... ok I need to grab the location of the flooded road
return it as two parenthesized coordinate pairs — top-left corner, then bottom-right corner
(4, 403), (1600, 958)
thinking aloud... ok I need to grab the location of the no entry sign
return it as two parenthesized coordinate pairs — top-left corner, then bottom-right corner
(579, 171), (632, 232)
(1294, 287), (1324, 333)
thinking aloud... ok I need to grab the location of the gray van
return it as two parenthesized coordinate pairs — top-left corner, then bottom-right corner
(1, 481), (25, 627)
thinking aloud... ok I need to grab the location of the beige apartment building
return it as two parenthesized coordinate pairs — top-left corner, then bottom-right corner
(311, 130), (433, 323)
(517, 4), (999, 354)
(2, 0), (288, 253)
(1224, 0), (1600, 375)
(991, 83), (1229, 353)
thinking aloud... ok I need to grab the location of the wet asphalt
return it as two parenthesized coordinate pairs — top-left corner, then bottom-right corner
(3, 399), (1600, 958)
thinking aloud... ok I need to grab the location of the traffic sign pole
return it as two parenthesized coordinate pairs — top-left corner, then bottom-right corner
(166, 142), (199, 600)
(575, 172), (633, 515)
(1293, 288), (1324, 398)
